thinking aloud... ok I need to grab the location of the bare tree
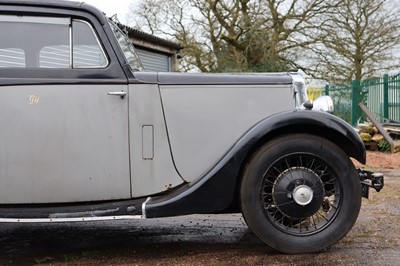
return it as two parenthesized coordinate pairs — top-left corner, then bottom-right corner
(129, 0), (400, 78)
(309, 0), (400, 83)
(128, 0), (215, 72)
(129, 0), (336, 72)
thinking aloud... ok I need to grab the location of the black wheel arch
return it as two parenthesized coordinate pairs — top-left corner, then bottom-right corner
(145, 110), (365, 217)
(243, 110), (366, 166)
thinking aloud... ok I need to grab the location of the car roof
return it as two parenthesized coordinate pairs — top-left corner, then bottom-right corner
(0, 0), (105, 21)
(1, 0), (84, 9)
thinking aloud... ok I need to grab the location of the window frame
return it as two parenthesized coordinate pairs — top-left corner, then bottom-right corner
(0, 15), (109, 69)
(71, 19), (109, 69)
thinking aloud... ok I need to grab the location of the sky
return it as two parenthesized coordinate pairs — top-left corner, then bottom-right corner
(78, 0), (132, 24)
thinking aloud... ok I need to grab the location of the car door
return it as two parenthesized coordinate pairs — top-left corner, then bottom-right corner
(0, 15), (131, 203)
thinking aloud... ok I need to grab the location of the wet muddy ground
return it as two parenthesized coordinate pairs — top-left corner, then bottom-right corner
(0, 168), (399, 265)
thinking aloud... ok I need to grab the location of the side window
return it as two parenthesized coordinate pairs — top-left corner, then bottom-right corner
(0, 15), (107, 69)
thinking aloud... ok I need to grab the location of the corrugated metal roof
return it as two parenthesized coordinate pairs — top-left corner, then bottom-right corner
(120, 24), (183, 51)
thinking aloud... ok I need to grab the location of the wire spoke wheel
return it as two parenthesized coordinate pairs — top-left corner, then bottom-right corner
(261, 153), (340, 236)
(240, 134), (361, 253)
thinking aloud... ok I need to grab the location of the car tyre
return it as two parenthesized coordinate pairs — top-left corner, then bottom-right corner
(240, 134), (362, 253)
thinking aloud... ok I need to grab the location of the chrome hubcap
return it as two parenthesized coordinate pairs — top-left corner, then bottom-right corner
(293, 185), (313, 206)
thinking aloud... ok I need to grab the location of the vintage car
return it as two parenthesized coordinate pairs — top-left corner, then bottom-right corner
(0, 0), (383, 254)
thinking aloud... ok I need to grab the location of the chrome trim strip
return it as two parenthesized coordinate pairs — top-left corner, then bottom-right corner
(142, 197), (151, 218)
(72, 19), (109, 69)
(69, 19), (73, 69)
(0, 15), (70, 25)
(0, 215), (143, 223)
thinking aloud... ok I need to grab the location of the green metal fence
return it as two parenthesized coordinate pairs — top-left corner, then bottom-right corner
(387, 74), (400, 122)
(325, 73), (400, 126)
(324, 83), (352, 123)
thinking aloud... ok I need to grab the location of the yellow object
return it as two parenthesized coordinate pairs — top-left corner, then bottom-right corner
(359, 132), (372, 142)
(307, 86), (324, 101)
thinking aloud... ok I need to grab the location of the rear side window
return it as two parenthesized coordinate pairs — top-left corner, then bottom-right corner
(0, 15), (108, 68)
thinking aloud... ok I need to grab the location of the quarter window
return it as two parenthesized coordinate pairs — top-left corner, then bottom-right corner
(72, 20), (108, 68)
(0, 15), (108, 68)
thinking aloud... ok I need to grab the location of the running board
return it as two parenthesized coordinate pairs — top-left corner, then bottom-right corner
(0, 198), (149, 221)
(0, 215), (143, 223)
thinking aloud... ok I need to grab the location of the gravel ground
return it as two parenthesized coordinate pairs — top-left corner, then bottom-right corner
(354, 151), (400, 169)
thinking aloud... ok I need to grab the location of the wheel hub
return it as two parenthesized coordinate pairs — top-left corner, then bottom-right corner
(292, 185), (313, 206)
(272, 168), (324, 219)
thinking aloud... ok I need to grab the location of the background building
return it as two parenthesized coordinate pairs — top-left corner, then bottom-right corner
(126, 27), (182, 72)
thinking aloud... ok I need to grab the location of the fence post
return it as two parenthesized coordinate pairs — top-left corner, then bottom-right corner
(325, 84), (329, 96)
(383, 74), (389, 119)
(351, 80), (361, 126)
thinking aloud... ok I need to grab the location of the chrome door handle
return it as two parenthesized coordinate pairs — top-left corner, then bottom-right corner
(107, 91), (127, 98)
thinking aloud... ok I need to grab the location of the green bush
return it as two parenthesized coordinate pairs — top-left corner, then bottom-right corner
(378, 140), (391, 151)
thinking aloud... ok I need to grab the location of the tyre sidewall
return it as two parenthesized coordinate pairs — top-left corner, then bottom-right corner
(241, 134), (362, 253)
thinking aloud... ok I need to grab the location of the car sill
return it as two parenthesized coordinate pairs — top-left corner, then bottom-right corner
(0, 215), (144, 223)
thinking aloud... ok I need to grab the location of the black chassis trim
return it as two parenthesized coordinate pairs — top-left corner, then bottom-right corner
(145, 109), (366, 218)
(0, 2), (130, 86)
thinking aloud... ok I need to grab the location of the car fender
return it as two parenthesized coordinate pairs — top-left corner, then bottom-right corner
(247, 109), (366, 164)
(145, 110), (365, 218)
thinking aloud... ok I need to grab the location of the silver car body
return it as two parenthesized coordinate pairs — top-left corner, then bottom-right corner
(0, 81), (294, 203)
(160, 83), (294, 182)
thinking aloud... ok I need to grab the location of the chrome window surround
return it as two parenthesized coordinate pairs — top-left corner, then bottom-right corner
(72, 19), (109, 69)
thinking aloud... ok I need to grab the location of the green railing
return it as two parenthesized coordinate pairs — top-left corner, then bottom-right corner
(325, 73), (400, 126)
(324, 83), (352, 123)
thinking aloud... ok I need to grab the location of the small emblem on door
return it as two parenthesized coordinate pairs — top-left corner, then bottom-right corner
(28, 95), (40, 105)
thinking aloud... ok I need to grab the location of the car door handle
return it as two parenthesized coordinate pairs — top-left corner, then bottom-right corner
(107, 91), (127, 98)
